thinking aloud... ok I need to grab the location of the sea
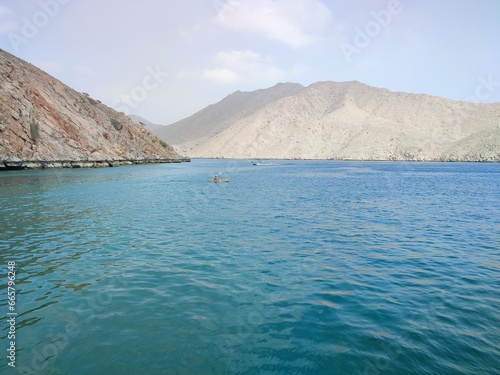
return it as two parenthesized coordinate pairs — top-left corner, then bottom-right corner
(0, 159), (499, 375)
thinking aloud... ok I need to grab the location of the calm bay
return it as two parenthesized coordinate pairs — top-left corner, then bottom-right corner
(0, 160), (499, 374)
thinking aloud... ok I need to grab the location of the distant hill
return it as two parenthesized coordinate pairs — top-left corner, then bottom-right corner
(128, 114), (165, 133)
(0, 49), (188, 169)
(154, 81), (500, 161)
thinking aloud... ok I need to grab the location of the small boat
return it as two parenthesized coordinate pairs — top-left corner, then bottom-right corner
(251, 161), (278, 166)
(207, 179), (229, 183)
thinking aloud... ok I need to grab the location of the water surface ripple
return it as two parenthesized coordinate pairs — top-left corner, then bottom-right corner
(1, 160), (499, 374)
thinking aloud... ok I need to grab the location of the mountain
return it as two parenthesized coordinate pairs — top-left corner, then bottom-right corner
(128, 114), (165, 133)
(156, 82), (304, 147)
(0, 49), (188, 170)
(155, 81), (500, 161)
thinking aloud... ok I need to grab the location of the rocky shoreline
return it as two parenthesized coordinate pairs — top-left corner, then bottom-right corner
(0, 157), (190, 171)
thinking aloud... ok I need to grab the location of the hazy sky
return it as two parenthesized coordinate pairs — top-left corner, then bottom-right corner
(0, 0), (499, 124)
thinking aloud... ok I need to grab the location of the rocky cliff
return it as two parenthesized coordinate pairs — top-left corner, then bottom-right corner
(0, 49), (188, 170)
(156, 81), (500, 161)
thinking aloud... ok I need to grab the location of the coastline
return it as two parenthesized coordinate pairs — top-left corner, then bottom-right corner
(0, 157), (191, 171)
(189, 157), (499, 163)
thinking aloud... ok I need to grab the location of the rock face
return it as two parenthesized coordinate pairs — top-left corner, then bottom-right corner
(0, 49), (188, 170)
(156, 81), (500, 161)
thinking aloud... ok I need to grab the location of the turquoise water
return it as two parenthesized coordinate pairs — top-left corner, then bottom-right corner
(0, 160), (499, 375)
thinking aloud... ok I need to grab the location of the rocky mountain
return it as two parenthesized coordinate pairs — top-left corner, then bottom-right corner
(156, 81), (500, 161)
(0, 49), (188, 170)
(156, 82), (304, 146)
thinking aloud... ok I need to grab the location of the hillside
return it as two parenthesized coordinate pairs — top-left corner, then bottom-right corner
(155, 81), (500, 161)
(0, 49), (188, 170)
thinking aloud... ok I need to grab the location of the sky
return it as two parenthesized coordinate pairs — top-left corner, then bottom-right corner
(0, 0), (499, 124)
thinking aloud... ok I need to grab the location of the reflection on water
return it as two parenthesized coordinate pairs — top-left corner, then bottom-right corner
(1, 161), (499, 374)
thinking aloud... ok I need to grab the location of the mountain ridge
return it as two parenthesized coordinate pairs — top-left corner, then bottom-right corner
(153, 81), (500, 161)
(155, 82), (305, 145)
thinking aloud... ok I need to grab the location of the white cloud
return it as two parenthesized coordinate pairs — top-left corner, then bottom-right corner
(203, 68), (240, 84)
(215, 0), (332, 48)
(215, 50), (264, 71)
(203, 49), (284, 85)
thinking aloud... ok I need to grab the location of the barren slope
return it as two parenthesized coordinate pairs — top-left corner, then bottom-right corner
(157, 81), (500, 161)
(156, 82), (305, 145)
